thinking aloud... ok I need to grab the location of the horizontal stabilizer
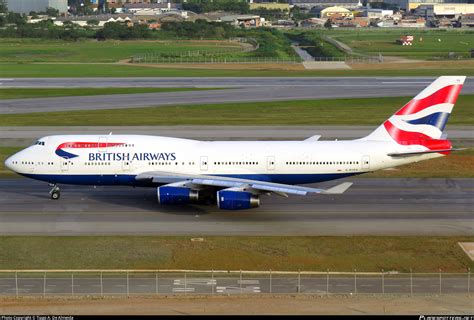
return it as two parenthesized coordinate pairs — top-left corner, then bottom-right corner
(387, 148), (465, 157)
(321, 182), (353, 195)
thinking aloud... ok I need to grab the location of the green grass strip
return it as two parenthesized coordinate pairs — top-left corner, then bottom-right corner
(1, 95), (473, 126)
(0, 87), (215, 100)
(2, 63), (474, 77)
(0, 236), (472, 272)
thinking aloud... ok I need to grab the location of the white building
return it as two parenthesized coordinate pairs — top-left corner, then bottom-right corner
(123, 3), (182, 16)
(382, 0), (468, 11)
(365, 9), (394, 19)
(415, 3), (474, 17)
(6, 0), (68, 14)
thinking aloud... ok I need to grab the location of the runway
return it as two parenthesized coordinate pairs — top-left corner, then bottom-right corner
(1, 77), (473, 114)
(0, 178), (472, 236)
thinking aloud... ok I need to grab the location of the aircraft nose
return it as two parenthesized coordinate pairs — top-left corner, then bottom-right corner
(4, 155), (15, 172)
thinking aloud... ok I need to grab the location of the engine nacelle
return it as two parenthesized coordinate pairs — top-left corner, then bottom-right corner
(157, 186), (199, 205)
(217, 190), (260, 210)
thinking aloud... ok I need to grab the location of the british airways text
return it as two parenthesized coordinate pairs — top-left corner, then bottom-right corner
(88, 152), (176, 161)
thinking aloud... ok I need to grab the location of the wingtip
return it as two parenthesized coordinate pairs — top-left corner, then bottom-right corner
(322, 182), (353, 194)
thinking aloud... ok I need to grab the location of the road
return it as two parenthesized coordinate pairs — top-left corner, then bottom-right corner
(0, 178), (472, 236)
(0, 273), (471, 296)
(1, 77), (473, 114)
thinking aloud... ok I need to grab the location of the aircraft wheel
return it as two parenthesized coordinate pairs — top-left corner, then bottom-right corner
(50, 190), (60, 200)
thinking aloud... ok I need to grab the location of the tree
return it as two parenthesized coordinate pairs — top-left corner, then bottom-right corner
(29, 11), (39, 19)
(182, 0), (249, 14)
(324, 19), (333, 29)
(290, 6), (313, 21)
(45, 7), (60, 17)
(6, 12), (27, 25)
(87, 19), (100, 26)
(0, 3), (7, 13)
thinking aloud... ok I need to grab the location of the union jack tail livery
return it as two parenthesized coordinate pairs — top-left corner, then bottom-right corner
(363, 76), (465, 154)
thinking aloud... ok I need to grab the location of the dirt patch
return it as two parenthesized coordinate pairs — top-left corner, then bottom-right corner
(350, 60), (474, 70)
(120, 62), (306, 71)
(0, 295), (472, 315)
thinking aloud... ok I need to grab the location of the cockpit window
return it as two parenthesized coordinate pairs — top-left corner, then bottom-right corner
(34, 141), (45, 146)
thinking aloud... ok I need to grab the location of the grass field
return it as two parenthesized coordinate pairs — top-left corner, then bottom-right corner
(322, 29), (474, 59)
(0, 87), (213, 100)
(0, 39), (244, 63)
(0, 236), (472, 272)
(1, 95), (473, 126)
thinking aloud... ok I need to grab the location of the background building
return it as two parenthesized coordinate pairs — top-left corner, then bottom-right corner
(382, 0), (469, 11)
(321, 6), (354, 17)
(5, 0), (68, 14)
(249, 1), (290, 11)
(291, 0), (363, 9)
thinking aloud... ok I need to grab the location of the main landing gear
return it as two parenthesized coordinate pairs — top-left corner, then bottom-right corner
(49, 184), (60, 200)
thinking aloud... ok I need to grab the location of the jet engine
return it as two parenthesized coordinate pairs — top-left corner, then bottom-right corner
(216, 190), (260, 210)
(157, 186), (199, 205)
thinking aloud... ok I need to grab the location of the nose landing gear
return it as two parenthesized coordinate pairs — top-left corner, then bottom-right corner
(49, 184), (60, 200)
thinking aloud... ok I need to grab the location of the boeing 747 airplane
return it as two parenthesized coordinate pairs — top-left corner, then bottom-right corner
(4, 76), (466, 210)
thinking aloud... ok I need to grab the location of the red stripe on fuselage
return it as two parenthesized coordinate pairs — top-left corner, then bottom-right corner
(56, 142), (125, 150)
(395, 84), (462, 116)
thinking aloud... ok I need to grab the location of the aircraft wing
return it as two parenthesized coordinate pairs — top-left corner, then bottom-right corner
(135, 171), (352, 196)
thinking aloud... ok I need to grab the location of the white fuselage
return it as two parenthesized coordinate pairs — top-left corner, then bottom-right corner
(5, 134), (441, 186)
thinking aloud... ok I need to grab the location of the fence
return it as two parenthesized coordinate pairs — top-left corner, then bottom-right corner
(0, 269), (471, 297)
(310, 56), (382, 63)
(131, 56), (301, 64)
(131, 37), (262, 64)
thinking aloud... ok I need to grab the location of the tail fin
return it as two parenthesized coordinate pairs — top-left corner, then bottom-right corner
(363, 76), (465, 149)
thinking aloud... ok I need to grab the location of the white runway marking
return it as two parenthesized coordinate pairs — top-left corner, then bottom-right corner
(382, 82), (432, 84)
(237, 280), (260, 285)
(172, 288), (195, 292)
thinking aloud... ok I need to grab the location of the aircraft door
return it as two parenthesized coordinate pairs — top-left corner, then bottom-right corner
(200, 156), (208, 171)
(361, 155), (370, 170)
